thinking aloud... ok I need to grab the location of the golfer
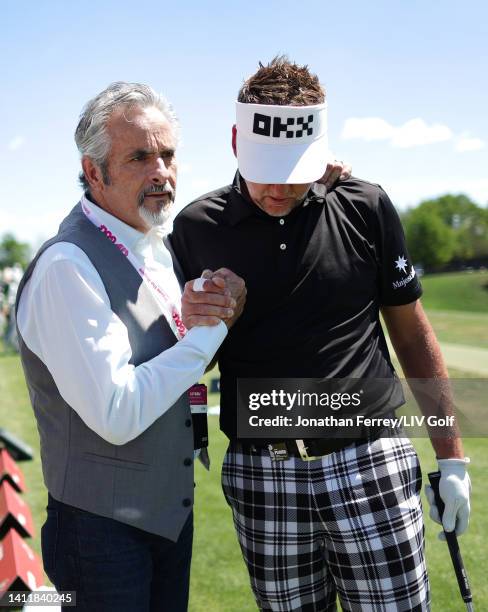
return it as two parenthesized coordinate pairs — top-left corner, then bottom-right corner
(173, 56), (471, 611)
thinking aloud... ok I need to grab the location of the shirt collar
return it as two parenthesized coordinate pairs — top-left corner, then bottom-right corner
(83, 193), (169, 261)
(83, 193), (145, 251)
(224, 171), (327, 227)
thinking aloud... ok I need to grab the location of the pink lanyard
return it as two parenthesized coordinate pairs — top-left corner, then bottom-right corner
(81, 196), (187, 340)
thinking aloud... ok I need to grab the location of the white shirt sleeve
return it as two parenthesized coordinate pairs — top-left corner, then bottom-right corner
(17, 243), (227, 445)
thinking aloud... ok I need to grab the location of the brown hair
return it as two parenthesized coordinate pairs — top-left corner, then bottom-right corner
(238, 55), (325, 106)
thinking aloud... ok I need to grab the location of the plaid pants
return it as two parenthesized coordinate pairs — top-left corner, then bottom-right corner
(221, 436), (430, 611)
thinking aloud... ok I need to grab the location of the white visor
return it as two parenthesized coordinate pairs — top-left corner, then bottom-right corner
(236, 101), (329, 184)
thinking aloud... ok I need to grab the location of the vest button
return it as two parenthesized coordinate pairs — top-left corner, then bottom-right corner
(182, 498), (192, 507)
(185, 419), (192, 427)
(184, 457), (192, 467)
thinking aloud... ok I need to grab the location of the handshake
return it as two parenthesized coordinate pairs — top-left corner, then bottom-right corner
(181, 268), (247, 330)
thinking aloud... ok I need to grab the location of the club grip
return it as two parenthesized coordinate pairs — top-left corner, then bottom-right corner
(428, 471), (473, 604)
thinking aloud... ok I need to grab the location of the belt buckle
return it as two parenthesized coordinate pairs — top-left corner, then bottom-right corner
(295, 439), (322, 461)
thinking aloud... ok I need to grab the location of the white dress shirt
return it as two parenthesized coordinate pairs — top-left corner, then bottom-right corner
(17, 199), (227, 446)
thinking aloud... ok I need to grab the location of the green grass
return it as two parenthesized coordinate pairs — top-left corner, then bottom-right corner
(423, 309), (488, 348)
(1, 350), (486, 611)
(380, 270), (488, 348)
(420, 270), (488, 312)
(191, 416), (256, 612)
(411, 437), (488, 610)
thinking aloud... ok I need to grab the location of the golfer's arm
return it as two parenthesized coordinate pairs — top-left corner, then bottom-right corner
(381, 299), (464, 459)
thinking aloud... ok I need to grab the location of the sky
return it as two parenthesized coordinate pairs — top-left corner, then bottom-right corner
(1, 0), (487, 248)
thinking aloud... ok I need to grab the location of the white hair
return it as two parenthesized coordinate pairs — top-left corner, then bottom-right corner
(75, 81), (179, 190)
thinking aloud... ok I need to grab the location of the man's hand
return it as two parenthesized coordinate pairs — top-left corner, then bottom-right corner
(425, 458), (471, 539)
(181, 268), (246, 330)
(317, 160), (352, 189)
(210, 268), (246, 329)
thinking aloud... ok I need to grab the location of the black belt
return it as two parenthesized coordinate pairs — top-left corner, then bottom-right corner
(235, 415), (397, 461)
(236, 437), (364, 460)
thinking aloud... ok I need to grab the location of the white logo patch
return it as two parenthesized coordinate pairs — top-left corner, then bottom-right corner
(392, 254), (416, 289)
(394, 254), (409, 274)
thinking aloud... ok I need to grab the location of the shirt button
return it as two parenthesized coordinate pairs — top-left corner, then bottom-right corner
(279, 219), (285, 225)
(182, 498), (192, 507)
(184, 457), (193, 467)
(185, 419), (192, 427)
(280, 243), (287, 250)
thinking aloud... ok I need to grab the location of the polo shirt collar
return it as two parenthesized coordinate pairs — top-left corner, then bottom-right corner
(224, 171), (327, 227)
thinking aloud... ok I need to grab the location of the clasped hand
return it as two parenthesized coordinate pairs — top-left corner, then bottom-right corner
(182, 268), (246, 330)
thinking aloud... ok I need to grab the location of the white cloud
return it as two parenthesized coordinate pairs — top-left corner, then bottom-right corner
(343, 117), (486, 153)
(7, 136), (25, 151)
(341, 117), (452, 148)
(390, 118), (452, 148)
(455, 133), (485, 152)
(341, 117), (394, 141)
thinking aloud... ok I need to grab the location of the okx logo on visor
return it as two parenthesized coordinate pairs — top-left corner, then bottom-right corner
(236, 102), (329, 184)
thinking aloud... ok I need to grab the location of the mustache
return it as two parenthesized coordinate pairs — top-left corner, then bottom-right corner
(138, 182), (175, 206)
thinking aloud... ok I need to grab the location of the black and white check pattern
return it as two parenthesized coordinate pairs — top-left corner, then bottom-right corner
(295, 115), (314, 137)
(221, 436), (430, 611)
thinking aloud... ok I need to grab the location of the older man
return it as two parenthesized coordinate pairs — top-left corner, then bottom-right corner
(15, 82), (244, 611)
(172, 57), (471, 611)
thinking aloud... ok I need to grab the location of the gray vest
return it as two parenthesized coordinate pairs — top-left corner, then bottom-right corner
(16, 203), (194, 541)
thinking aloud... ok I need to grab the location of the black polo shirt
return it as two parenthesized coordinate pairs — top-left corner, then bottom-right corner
(170, 173), (422, 439)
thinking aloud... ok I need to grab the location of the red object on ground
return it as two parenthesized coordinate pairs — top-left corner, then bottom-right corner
(0, 528), (44, 596)
(0, 448), (26, 493)
(0, 481), (35, 539)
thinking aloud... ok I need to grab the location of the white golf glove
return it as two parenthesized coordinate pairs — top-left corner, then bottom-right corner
(424, 457), (471, 540)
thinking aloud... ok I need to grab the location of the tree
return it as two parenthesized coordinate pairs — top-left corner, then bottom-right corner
(0, 233), (31, 269)
(404, 207), (455, 269)
(414, 195), (488, 260)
